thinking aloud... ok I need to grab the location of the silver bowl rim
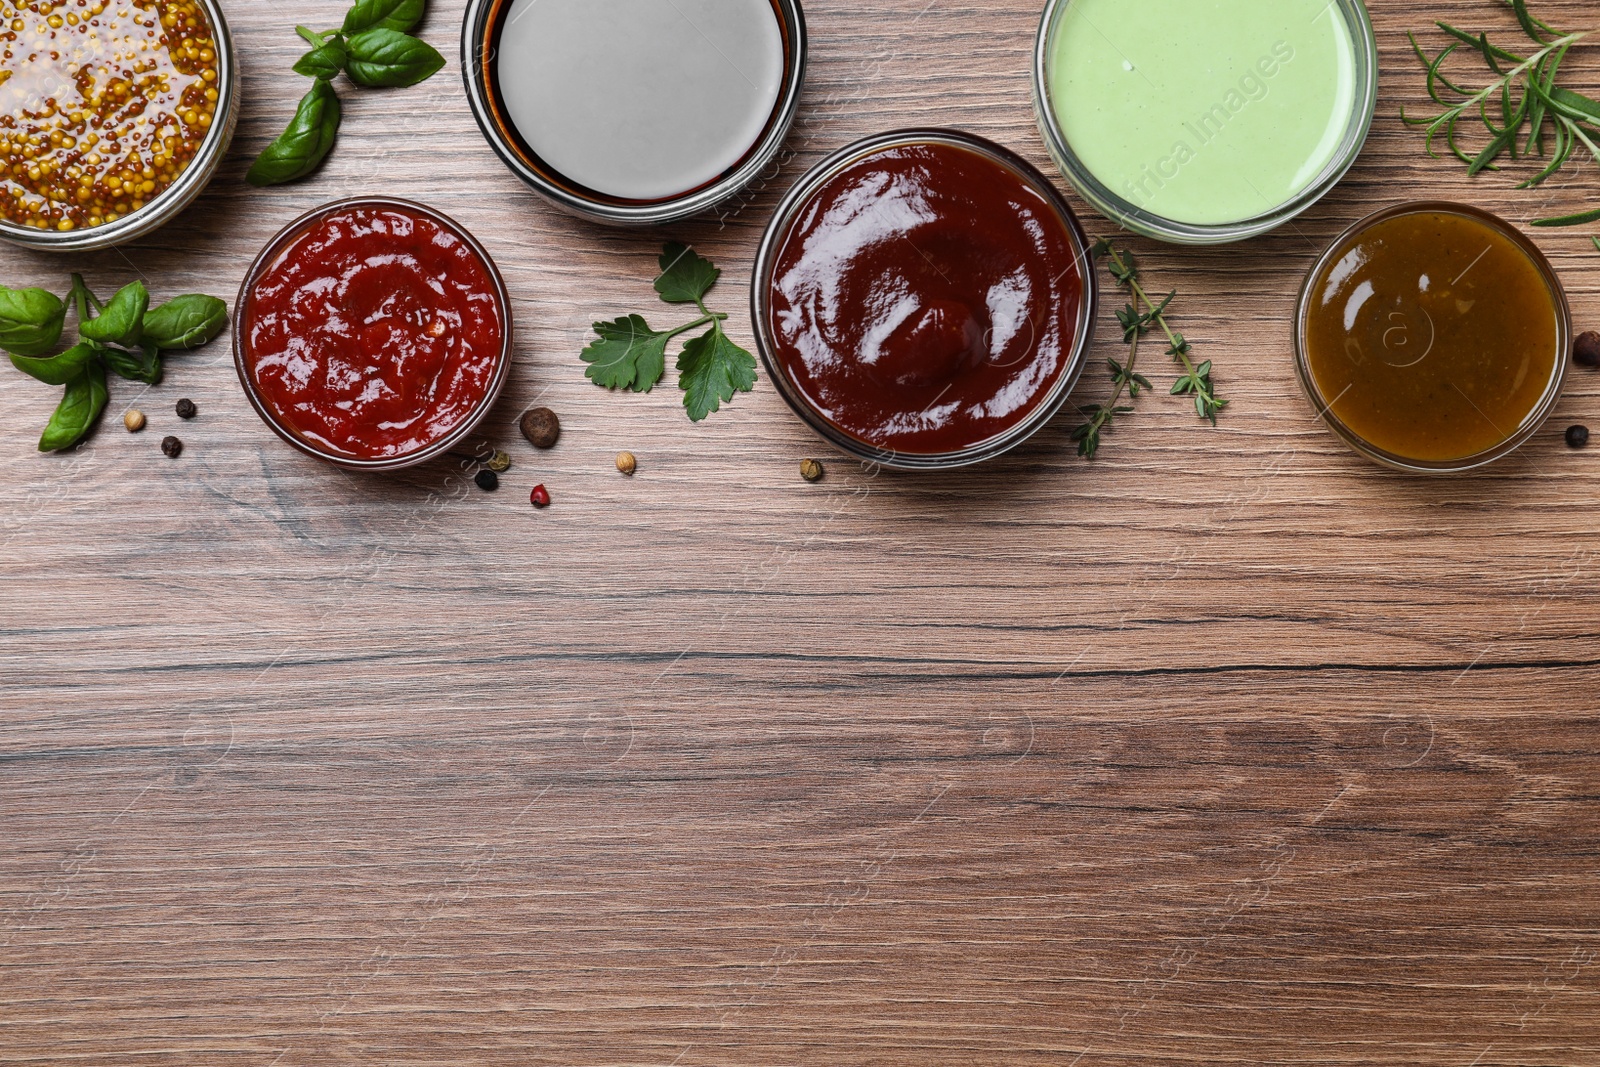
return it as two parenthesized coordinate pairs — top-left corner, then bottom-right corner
(0, 0), (240, 253)
(459, 0), (808, 227)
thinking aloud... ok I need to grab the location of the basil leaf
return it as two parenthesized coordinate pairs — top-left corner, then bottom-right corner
(78, 280), (148, 347)
(10, 340), (100, 385)
(247, 80), (343, 187)
(39, 360), (108, 453)
(345, 28), (445, 88)
(143, 294), (229, 351)
(343, 0), (425, 36)
(0, 285), (67, 357)
(294, 37), (348, 79)
(102, 345), (163, 386)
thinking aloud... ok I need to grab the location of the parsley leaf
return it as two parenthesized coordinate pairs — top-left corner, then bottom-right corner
(581, 243), (757, 421)
(678, 325), (756, 423)
(581, 315), (670, 393)
(654, 242), (720, 305)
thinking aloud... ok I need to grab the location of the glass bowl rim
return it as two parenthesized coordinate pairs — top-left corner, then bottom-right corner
(459, 0), (808, 227)
(750, 127), (1101, 472)
(232, 196), (515, 474)
(1031, 0), (1379, 246)
(1291, 199), (1573, 475)
(0, 0), (239, 253)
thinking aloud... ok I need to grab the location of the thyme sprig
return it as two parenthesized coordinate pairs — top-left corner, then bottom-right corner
(1403, 0), (1600, 226)
(1071, 241), (1225, 460)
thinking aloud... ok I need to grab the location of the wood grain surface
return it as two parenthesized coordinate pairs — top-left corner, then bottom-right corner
(4, 0), (1600, 1064)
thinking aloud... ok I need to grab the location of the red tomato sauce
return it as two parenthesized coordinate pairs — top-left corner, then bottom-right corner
(242, 205), (506, 461)
(766, 142), (1084, 455)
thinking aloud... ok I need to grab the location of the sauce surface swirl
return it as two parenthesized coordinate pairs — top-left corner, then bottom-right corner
(242, 205), (506, 462)
(766, 141), (1084, 456)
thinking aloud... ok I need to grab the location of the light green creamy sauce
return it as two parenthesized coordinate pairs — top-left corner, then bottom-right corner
(1046, 0), (1357, 225)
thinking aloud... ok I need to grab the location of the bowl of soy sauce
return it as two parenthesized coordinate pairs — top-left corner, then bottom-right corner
(462, 0), (807, 226)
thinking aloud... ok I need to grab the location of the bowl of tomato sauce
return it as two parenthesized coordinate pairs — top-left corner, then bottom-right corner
(235, 198), (513, 471)
(753, 129), (1098, 470)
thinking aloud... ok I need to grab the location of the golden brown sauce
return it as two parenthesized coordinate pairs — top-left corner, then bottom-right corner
(0, 0), (218, 232)
(1303, 208), (1562, 464)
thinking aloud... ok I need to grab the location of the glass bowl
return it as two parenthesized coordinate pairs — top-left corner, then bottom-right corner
(751, 129), (1099, 472)
(1032, 0), (1378, 245)
(460, 0), (807, 227)
(1293, 201), (1571, 474)
(0, 0), (240, 253)
(234, 197), (515, 473)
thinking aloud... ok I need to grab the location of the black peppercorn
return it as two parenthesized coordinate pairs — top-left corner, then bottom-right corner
(1575, 332), (1600, 369)
(175, 398), (197, 420)
(475, 469), (500, 492)
(161, 435), (183, 458)
(1566, 425), (1590, 449)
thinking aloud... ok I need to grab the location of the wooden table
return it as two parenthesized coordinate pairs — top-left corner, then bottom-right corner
(4, 1), (1600, 1063)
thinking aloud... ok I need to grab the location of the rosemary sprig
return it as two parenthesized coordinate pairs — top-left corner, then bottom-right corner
(1403, 0), (1600, 226)
(1071, 241), (1225, 460)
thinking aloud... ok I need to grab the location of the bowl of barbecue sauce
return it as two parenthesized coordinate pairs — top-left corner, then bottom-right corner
(236, 198), (512, 471)
(1295, 202), (1570, 473)
(753, 130), (1097, 470)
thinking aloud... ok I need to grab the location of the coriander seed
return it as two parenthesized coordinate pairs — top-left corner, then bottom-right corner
(161, 435), (183, 458)
(175, 398), (198, 420)
(800, 458), (824, 482)
(616, 451), (637, 476)
(520, 407), (561, 449)
(123, 409), (146, 433)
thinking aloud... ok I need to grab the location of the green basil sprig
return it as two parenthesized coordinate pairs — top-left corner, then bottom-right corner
(142, 295), (230, 351)
(293, 32), (349, 80)
(8, 340), (99, 386)
(39, 363), (109, 454)
(345, 27), (445, 87)
(3, 274), (231, 453)
(0, 286), (67, 358)
(78, 281), (148, 347)
(343, 0), (425, 34)
(250, 0), (442, 187)
(247, 80), (343, 188)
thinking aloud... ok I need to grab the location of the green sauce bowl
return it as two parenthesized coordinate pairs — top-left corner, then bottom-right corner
(1032, 0), (1378, 245)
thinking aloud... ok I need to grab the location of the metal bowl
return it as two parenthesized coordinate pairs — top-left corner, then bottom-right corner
(460, 0), (807, 227)
(0, 0), (240, 253)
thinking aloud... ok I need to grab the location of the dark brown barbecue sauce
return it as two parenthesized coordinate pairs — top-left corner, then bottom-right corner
(764, 139), (1088, 456)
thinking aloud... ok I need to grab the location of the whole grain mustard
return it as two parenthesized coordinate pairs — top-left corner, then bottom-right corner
(0, 0), (218, 232)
